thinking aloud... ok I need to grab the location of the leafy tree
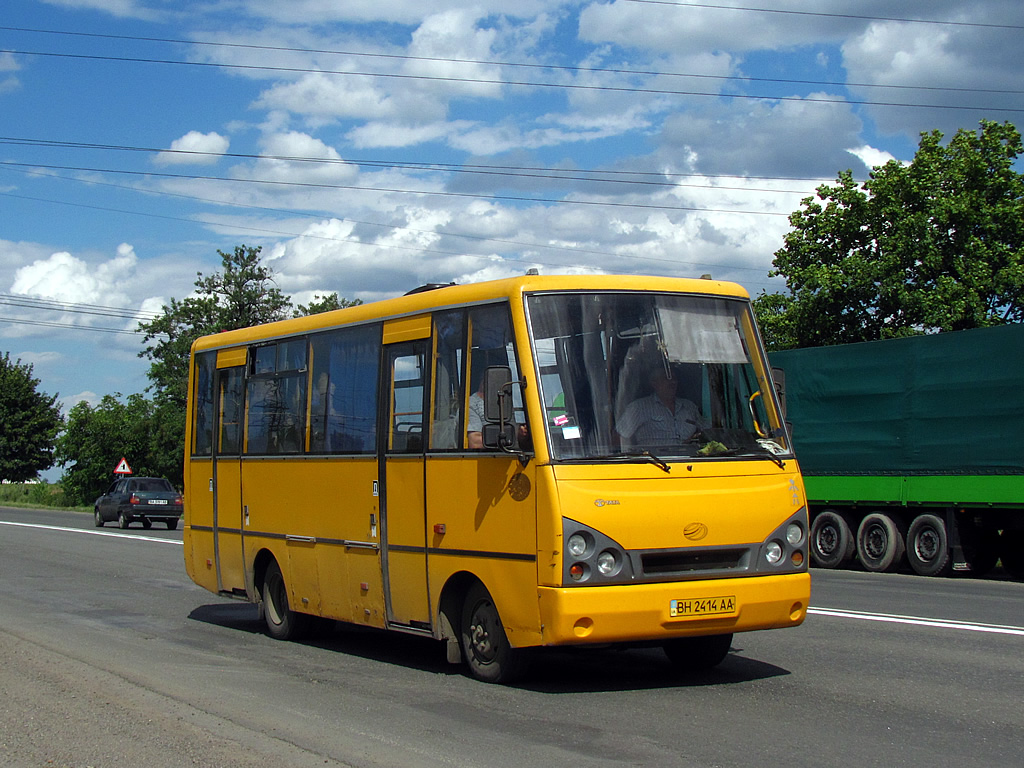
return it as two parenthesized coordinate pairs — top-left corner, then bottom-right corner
(293, 292), (362, 317)
(0, 352), (63, 482)
(137, 245), (291, 408)
(54, 393), (157, 505)
(764, 120), (1024, 348)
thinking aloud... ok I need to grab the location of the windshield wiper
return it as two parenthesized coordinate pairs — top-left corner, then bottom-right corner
(604, 450), (672, 473)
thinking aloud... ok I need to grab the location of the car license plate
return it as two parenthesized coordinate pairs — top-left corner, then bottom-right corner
(148, 499), (168, 505)
(670, 596), (737, 618)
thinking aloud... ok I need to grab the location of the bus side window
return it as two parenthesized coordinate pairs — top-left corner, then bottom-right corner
(309, 324), (381, 454)
(430, 310), (465, 451)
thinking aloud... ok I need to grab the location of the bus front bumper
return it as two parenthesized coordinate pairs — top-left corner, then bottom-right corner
(536, 572), (810, 647)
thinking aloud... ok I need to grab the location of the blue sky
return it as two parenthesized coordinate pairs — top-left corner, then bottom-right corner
(1, 0), (1022, 429)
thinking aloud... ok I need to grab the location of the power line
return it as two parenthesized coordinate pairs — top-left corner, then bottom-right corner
(0, 160), (799, 216)
(0, 135), (823, 193)
(621, 1), (1024, 31)
(0, 315), (143, 335)
(3, 25), (1021, 96)
(6, 47), (1019, 114)
(0, 294), (160, 322)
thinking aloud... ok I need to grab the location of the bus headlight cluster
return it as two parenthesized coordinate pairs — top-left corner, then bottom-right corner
(562, 520), (632, 585)
(759, 513), (807, 572)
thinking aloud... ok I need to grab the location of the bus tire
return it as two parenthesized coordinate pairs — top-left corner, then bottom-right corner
(906, 514), (951, 577)
(809, 509), (856, 568)
(663, 633), (733, 671)
(460, 582), (530, 684)
(856, 512), (905, 573)
(999, 530), (1024, 580)
(261, 560), (311, 641)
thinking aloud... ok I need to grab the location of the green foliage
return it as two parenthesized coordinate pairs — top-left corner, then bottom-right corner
(137, 245), (291, 408)
(765, 120), (1024, 348)
(0, 352), (63, 482)
(294, 292), (362, 317)
(55, 393), (163, 506)
(0, 481), (72, 509)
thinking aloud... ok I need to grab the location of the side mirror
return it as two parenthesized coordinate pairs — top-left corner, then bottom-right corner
(483, 366), (513, 423)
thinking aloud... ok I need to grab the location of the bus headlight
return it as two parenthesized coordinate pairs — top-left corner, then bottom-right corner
(567, 533), (590, 558)
(765, 541), (784, 564)
(596, 550), (621, 577)
(786, 523), (804, 547)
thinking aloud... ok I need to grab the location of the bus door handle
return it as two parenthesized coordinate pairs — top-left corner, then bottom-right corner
(285, 534), (316, 544)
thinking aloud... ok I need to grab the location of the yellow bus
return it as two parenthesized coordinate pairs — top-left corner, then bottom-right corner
(184, 274), (809, 683)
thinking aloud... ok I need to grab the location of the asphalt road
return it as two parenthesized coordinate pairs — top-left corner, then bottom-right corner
(1, 506), (1021, 768)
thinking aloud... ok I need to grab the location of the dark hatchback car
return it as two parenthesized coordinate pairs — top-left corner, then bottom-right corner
(94, 477), (183, 530)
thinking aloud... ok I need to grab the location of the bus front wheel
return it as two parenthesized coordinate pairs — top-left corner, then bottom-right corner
(261, 560), (310, 641)
(460, 582), (530, 684)
(663, 633), (733, 671)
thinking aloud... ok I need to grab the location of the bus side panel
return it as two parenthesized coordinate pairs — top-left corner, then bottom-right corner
(184, 457), (217, 593)
(425, 455), (543, 647)
(239, 457), (385, 626)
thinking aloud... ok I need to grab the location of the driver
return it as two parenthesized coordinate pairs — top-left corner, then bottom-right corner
(617, 366), (707, 449)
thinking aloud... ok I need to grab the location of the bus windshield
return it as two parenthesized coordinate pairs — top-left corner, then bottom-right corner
(526, 291), (789, 462)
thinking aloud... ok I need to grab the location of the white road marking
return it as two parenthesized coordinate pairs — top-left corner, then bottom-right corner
(0, 519), (182, 546)
(809, 607), (1024, 636)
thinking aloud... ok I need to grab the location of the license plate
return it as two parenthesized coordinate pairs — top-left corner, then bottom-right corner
(670, 596), (737, 618)
(148, 499), (168, 505)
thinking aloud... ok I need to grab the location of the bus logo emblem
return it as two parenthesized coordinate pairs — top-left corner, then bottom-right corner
(684, 522), (709, 540)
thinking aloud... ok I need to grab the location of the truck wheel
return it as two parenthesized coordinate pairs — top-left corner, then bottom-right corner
(998, 530), (1024, 580)
(856, 513), (905, 573)
(906, 514), (951, 577)
(810, 510), (856, 568)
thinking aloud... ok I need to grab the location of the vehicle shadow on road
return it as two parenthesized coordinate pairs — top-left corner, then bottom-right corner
(188, 602), (791, 692)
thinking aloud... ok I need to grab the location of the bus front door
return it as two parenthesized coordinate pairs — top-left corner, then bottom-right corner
(213, 365), (246, 594)
(380, 341), (431, 630)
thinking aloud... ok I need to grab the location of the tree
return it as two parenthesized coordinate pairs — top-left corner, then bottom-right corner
(0, 352), (63, 482)
(55, 394), (158, 505)
(763, 120), (1024, 349)
(293, 292), (362, 317)
(137, 245), (291, 408)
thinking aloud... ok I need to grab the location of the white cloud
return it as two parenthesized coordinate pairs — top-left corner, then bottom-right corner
(155, 131), (230, 165)
(846, 145), (898, 171)
(10, 243), (137, 306)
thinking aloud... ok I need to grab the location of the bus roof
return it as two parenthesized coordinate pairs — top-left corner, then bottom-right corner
(191, 273), (751, 354)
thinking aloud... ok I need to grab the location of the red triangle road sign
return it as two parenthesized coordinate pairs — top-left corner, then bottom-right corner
(113, 457), (132, 475)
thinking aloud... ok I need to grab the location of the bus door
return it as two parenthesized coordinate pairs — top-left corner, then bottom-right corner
(213, 363), (246, 594)
(380, 339), (432, 630)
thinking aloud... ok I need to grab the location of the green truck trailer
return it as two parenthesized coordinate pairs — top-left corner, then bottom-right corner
(770, 324), (1024, 579)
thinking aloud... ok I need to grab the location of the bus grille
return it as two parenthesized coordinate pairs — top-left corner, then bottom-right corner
(641, 548), (748, 576)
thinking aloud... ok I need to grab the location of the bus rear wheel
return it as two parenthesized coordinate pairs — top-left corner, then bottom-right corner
(261, 560), (310, 641)
(663, 633), (733, 671)
(460, 582), (530, 684)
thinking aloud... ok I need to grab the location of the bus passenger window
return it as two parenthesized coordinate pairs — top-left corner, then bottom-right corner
(430, 310), (465, 451)
(309, 324), (380, 453)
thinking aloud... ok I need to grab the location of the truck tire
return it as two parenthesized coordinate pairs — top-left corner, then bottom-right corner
(998, 530), (1024, 580)
(810, 510), (856, 568)
(856, 512), (905, 573)
(906, 514), (951, 577)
